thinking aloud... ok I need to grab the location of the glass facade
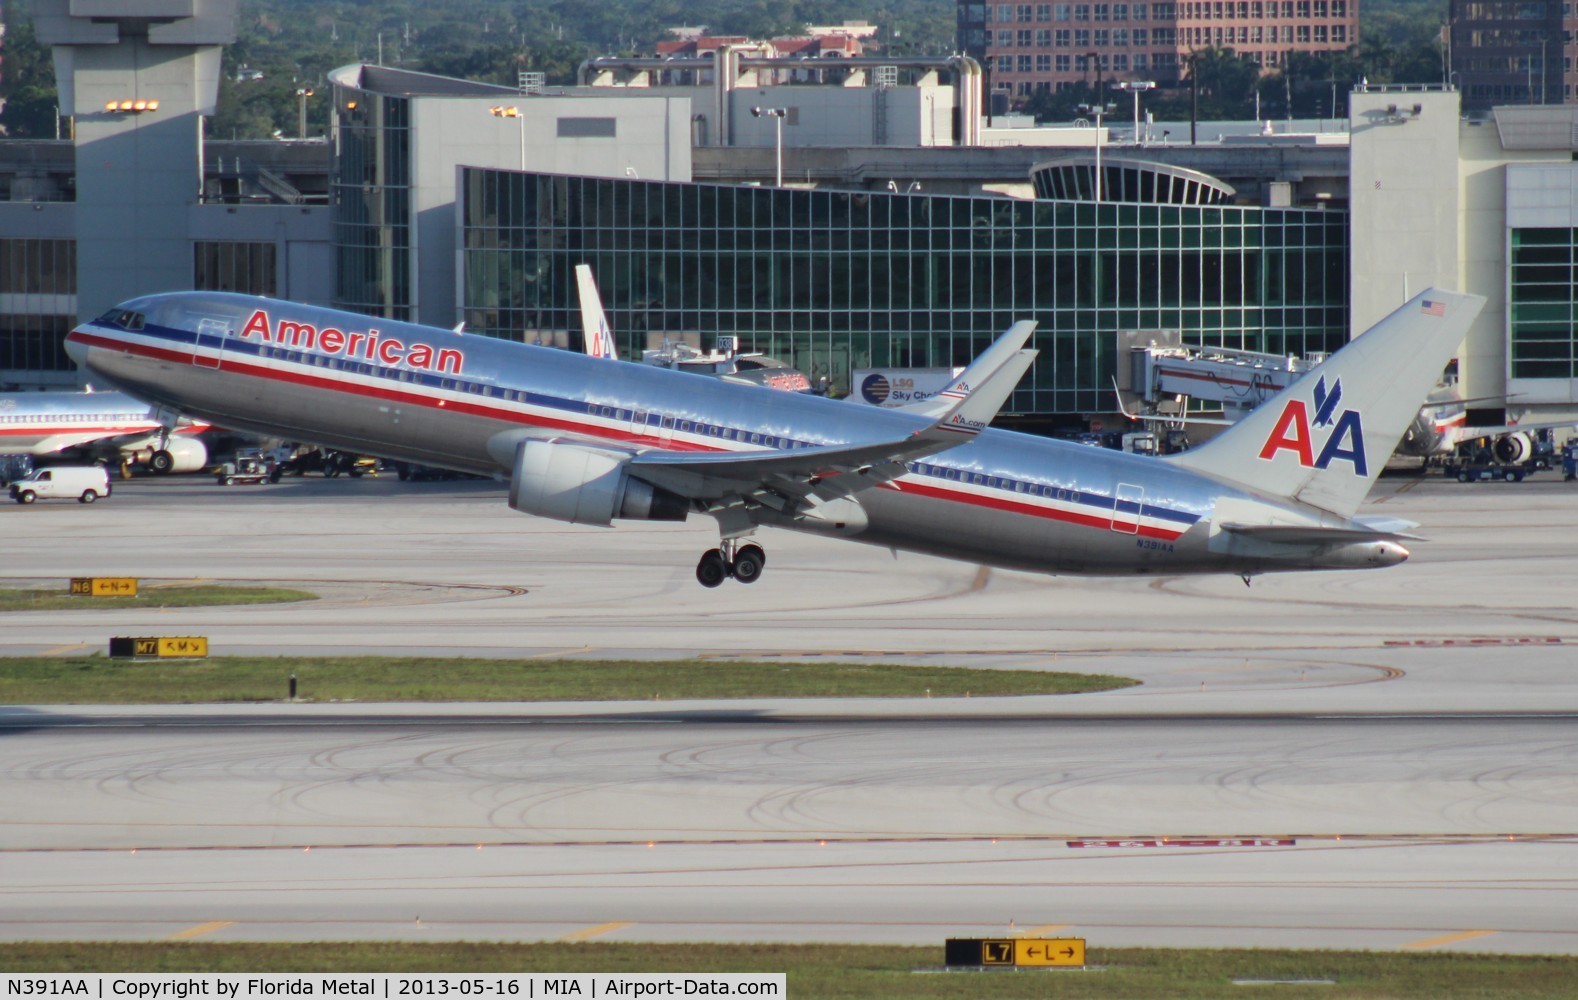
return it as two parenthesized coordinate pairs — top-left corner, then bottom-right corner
(459, 170), (1347, 417)
(194, 241), (278, 296)
(332, 88), (412, 320)
(0, 238), (77, 374)
(1508, 227), (1578, 379)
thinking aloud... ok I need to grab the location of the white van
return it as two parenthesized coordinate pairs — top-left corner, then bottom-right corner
(9, 466), (112, 504)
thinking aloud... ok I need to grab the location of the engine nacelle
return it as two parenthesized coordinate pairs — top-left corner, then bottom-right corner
(142, 437), (208, 474)
(1492, 432), (1533, 465)
(508, 440), (688, 526)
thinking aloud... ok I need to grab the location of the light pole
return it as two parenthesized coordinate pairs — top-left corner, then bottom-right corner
(489, 105), (525, 170)
(1115, 80), (1155, 145)
(295, 88), (314, 139)
(751, 106), (787, 187)
(1078, 101), (1114, 201)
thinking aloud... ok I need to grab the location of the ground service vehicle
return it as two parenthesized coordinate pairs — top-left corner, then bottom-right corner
(216, 450), (277, 485)
(9, 465), (112, 504)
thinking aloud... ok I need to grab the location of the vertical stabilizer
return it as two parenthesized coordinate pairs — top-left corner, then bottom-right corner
(1164, 289), (1485, 518)
(575, 264), (618, 360)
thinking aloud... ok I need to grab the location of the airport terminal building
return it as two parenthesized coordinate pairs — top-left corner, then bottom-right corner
(456, 168), (1346, 416)
(4, 0), (1578, 427)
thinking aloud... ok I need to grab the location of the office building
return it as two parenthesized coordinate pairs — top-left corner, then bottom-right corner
(963, 0), (1357, 103)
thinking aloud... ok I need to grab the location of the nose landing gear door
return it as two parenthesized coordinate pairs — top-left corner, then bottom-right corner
(194, 317), (230, 370)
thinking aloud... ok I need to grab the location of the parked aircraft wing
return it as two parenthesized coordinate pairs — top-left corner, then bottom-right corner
(1460, 419), (1577, 438)
(896, 321), (1037, 418)
(630, 350), (1038, 505)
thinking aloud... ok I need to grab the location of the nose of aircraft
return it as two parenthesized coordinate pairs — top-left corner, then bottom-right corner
(63, 326), (90, 367)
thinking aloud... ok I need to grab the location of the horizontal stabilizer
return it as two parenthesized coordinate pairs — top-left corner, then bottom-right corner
(1352, 514), (1420, 535)
(1218, 523), (1421, 544)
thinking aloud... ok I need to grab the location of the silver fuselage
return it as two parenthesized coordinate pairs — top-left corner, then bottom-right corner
(66, 292), (1392, 577)
(0, 389), (175, 456)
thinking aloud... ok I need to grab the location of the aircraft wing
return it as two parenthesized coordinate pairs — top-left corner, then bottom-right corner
(575, 264), (618, 360)
(629, 350), (1037, 506)
(1463, 419), (1576, 437)
(895, 321), (1037, 418)
(1417, 394), (1512, 410)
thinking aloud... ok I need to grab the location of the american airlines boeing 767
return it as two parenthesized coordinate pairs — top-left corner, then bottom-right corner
(65, 289), (1482, 586)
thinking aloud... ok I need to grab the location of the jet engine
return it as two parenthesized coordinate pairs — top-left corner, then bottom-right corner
(145, 438), (208, 474)
(508, 440), (689, 526)
(1492, 432), (1534, 465)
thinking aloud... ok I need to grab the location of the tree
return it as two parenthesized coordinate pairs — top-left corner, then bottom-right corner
(0, 14), (60, 138)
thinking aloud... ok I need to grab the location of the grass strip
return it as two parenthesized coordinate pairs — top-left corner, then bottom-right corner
(0, 655), (1134, 704)
(1, 942), (1574, 998)
(0, 586), (316, 612)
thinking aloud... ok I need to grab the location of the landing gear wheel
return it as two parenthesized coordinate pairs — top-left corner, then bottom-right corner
(730, 544), (766, 584)
(696, 549), (728, 588)
(149, 449), (175, 475)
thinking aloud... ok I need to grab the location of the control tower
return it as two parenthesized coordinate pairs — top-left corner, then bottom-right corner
(34, 0), (238, 320)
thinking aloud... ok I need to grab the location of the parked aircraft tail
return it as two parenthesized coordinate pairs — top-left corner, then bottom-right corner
(1165, 289), (1485, 519)
(575, 264), (618, 360)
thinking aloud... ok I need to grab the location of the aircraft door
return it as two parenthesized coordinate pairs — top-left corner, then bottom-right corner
(1111, 482), (1143, 534)
(194, 317), (230, 370)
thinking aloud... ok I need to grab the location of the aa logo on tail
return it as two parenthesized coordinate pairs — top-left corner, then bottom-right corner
(1257, 376), (1367, 475)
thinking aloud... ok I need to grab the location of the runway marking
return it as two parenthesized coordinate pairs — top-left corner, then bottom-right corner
(1014, 924), (1069, 937)
(559, 921), (632, 941)
(38, 643), (91, 656)
(167, 920), (235, 940)
(1384, 637), (1564, 648)
(1401, 929), (1497, 950)
(3, 832), (1576, 854)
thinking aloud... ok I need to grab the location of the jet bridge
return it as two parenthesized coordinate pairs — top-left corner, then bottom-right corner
(1118, 332), (1323, 424)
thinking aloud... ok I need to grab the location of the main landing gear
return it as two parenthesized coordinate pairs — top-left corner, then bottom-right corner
(695, 540), (766, 588)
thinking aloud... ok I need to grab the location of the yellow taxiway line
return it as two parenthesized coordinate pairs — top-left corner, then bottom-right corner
(559, 921), (633, 942)
(167, 921), (235, 941)
(1014, 924), (1071, 937)
(1401, 929), (1497, 950)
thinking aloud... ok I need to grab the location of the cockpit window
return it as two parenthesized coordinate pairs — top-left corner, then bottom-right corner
(95, 309), (146, 331)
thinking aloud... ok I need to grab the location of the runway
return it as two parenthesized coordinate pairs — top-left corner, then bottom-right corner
(2, 474), (1577, 951)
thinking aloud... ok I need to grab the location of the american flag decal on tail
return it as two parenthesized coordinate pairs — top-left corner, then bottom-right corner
(1421, 299), (1446, 317)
